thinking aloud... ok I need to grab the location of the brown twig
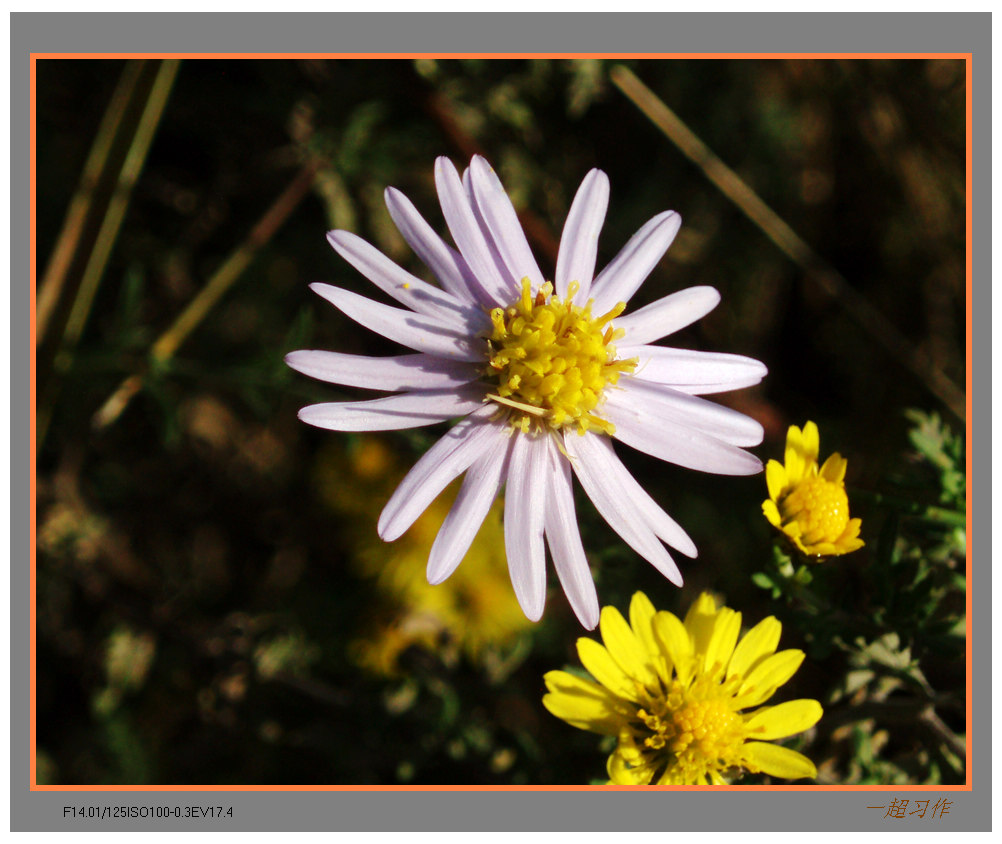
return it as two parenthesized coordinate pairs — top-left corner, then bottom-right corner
(92, 160), (321, 431)
(37, 60), (182, 448)
(36, 60), (148, 346)
(59, 60), (182, 360)
(610, 64), (965, 424)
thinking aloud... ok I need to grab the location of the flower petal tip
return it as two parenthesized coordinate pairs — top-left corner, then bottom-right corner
(693, 285), (722, 313)
(522, 601), (545, 623)
(375, 518), (396, 543)
(434, 155), (456, 174)
(296, 405), (324, 428)
(426, 569), (450, 587)
(308, 281), (333, 297)
(722, 452), (764, 477)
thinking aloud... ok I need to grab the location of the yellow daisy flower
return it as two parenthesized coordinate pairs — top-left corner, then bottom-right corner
(315, 437), (533, 675)
(762, 421), (864, 558)
(543, 591), (822, 785)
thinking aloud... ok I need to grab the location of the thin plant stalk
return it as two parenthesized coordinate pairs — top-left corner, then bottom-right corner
(92, 160), (321, 431)
(610, 64), (965, 424)
(57, 60), (182, 363)
(36, 59), (147, 345)
(37, 60), (181, 448)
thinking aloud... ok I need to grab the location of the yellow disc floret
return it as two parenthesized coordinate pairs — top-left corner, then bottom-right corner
(623, 675), (747, 784)
(778, 475), (850, 548)
(484, 277), (636, 434)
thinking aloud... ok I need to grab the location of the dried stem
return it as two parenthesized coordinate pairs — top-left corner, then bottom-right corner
(610, 64), (965, 423)
(36, 60), (148, 345)
(37, 60), (181, 448)
(58, 60), (182, 360)
(92, 160), (321, 431)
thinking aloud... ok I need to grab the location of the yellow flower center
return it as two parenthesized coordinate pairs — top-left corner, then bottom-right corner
(630, 678), (746, 784)
(483, 278), (636, 434)
(779, 475), (850, 545)
(666, 698), (742, 758)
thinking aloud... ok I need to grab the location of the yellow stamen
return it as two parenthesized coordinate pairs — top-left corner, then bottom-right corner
(778, 476), (850, 546)
(631, 676), (746, 784)
(483, 277), (636, 434)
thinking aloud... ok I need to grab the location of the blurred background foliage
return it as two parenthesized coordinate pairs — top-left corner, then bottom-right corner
(35, 57), (966, 785)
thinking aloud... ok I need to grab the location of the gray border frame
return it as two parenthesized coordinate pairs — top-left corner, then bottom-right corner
(13, 12), (988, 833)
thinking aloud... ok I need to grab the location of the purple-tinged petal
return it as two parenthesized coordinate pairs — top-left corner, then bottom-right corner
(602, 388), (763, 475)
(310, 283), (483, 362)
(666, 378), (767, 396)
(326, 230), (486, 328)
(568, 431), (696, 559)
(378, 407), (504, 541)
(589, 210), (681, 314)
(462, 165), (520, 300)
(504, 433), (549, 622)
(555, 168), (610, 301)
(622, 345), (767, 394)
(468, 155), (544, 293)
(613, 286), (720, 346)
(285, 350), (480, 392)
(544, 439), (600, 629)
(383, 186), (495, 307)
(564, 432), (683, 586)
(434, 157), (515, 306)
(298, 384), (485, 432)
(612, 377), (764, 447)
(427, 433), (512, 585)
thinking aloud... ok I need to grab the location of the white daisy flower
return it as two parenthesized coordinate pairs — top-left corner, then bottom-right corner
(287, 155), (766, 629)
